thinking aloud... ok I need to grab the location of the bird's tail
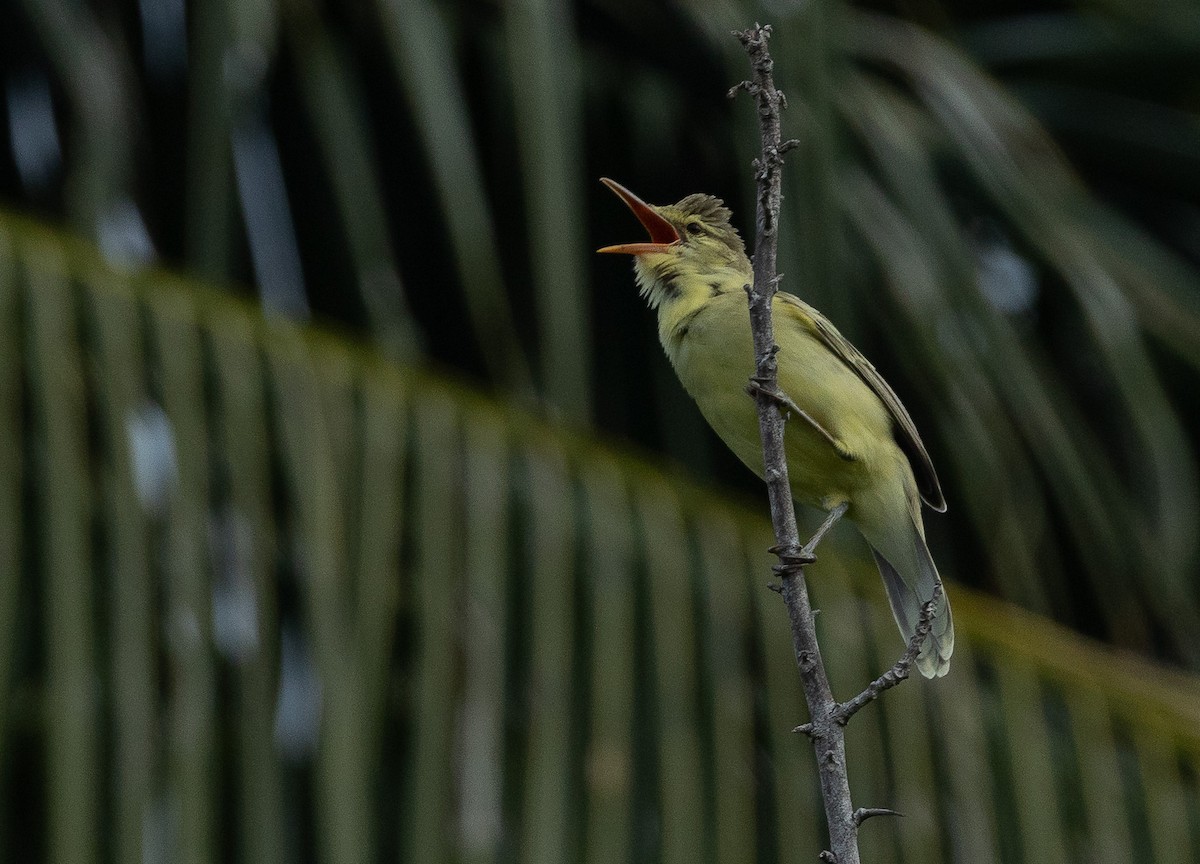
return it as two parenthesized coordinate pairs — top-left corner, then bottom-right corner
(865, 514), (953, 679)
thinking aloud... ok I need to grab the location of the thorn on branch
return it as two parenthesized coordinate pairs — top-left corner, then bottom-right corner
(765, 147), (787, 169)
(853, 807), (903, 827)
(727, 80), (757, 99)
(793, 722), (814, 736)
(781, 138), (801, 154)
(767, 582), (784, 595)
(819, 852), (838, 863)
(733, 23), (773, 49)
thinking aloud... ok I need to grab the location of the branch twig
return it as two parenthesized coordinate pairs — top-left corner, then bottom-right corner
(793, 585), (940, 737)
(731, 23), (863, 864)
(833, 584), (942, 725)
(732, 23), (932, 864)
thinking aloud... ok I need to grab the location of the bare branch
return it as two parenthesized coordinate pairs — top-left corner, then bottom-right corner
(733, 21), (936, 863)
(732, 22), (866, 864)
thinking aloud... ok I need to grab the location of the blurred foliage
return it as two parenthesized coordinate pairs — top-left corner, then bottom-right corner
(3, 0), (1200, 859)
(3, 0), (1198, 667)
(2, 215), (1200, 863)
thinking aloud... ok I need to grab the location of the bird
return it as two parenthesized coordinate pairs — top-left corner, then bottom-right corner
(598, 177), (953, 678)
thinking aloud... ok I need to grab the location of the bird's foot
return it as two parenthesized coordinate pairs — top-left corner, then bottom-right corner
(745, 377), (798, 413)
(745, 378), (856, 461)
(769, 543), (817, 568)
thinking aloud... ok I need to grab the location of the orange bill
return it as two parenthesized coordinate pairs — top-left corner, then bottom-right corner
(597, 178), (680, 254)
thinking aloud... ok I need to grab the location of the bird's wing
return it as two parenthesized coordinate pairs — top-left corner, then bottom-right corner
(776, 292), (946, 512)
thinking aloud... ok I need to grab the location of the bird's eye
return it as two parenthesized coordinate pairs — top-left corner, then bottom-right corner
(686, 221), (703, 236)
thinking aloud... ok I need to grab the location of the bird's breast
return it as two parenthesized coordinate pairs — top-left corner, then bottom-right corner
(660, 294), (895, 510)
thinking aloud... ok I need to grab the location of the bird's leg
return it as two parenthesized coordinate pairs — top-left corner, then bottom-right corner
(745, 377), (856, 462)
(769, 503), (849, 572)
(802, 502), (849, 559)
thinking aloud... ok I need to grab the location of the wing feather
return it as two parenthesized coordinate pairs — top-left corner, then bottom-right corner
(777, 293), (946, 512)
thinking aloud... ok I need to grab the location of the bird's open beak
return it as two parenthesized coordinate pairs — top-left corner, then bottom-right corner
(597, 178), (681, 254)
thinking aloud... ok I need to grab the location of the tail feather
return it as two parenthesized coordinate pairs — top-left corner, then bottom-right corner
(869, 519), (953, 678)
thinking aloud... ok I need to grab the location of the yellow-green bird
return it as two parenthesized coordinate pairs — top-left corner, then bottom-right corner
(599, 178), (952, 678)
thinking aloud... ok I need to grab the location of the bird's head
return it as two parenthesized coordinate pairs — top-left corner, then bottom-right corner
(598, 178), (750, 308)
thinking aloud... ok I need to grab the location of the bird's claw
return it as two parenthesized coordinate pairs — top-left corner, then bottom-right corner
(745, 378), (798, 414)
(769, 544), (816, 569)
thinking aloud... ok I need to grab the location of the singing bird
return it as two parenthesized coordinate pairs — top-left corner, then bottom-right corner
(598, 178), (953, 677)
